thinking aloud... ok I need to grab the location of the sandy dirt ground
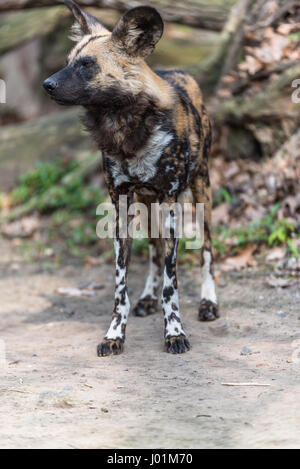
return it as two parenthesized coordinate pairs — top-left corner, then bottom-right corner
(0, 238), (299, 449)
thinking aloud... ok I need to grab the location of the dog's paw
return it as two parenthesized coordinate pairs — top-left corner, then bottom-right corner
(97, 338), (124, 357)
(132, 296), (158, 317)
(198, 299), (219, 321)
(165, 335), (190, 354)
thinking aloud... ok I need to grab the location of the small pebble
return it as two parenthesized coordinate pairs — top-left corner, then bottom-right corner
(218, 279), (227, 288)
(275, 310), (288, 318)
(240, 346), (252, 356)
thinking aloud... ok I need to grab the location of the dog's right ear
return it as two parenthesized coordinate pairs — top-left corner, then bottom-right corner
(64, 0), (109, 42)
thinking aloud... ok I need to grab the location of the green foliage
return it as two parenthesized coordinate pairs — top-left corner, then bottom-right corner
(213, 187), (233, 206)
(10, 159), (77, 206)
(4, 162), (299, 262)
(289, 32), (300, 43)
(36, 183), (102, 214)
(4, 159), (107, 260)
(213, 202), (300, 257)
(132, 237), (149, 256)
(268, 219), (294, 246)
(9, 159), (104, 217)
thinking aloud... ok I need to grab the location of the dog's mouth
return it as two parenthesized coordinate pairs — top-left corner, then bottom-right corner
(50, 95), (74, 106)
(43, 77), (79, 106)
(47, 89), (91, 106)
(47, 91), (80, 106)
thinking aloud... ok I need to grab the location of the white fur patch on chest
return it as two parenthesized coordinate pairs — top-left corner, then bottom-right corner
(107, 126), (173, 187)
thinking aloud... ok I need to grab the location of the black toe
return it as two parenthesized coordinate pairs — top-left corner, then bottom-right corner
(165, 335), (190, 354)
(97, 339), (124, 357)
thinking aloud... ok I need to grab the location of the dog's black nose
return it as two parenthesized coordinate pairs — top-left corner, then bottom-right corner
(43, 78), (57, 93)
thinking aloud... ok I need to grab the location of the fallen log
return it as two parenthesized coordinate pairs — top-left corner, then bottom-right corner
(214, 63), (300, 124)
(212, 62), (300, 159)
(0, 6), (66, 55)
(0, 109), (92, 189)
(0, 0), (237, 31)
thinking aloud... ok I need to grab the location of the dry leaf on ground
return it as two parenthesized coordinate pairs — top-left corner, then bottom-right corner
(266, 247), (286, 262)
(56, 287), (96, 298)
(1, 215), (40, 238)
(221, 245), (257, 271)
(266, 275), (295, 288)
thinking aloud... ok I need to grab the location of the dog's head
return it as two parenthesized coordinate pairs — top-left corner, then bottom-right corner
(43, 0), (164, 107)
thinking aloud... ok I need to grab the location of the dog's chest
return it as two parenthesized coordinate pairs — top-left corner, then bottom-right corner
(105, 127), (173, 188)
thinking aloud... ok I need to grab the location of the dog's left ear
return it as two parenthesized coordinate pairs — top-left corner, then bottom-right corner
(65, 0), (109, 41)
(111, 6), (164, 57)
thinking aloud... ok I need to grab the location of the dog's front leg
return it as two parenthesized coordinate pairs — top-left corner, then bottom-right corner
(97, 193), (132, 357)
(162, 199), (190, 354)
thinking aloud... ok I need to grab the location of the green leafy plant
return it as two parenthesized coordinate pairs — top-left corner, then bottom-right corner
(10, 159), (78, 206)
(213, 187), (233, 206)
(4, 161), (300, 262)
(212, 202), (299, 257)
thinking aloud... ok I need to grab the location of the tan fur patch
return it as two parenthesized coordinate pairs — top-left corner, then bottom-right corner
(68, 34), (174, 109)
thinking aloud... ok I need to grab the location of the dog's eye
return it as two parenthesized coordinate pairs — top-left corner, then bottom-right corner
(81, 59), (93, 68)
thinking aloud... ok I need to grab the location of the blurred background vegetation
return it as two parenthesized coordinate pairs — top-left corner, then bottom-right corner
(0, 0), (299, 272)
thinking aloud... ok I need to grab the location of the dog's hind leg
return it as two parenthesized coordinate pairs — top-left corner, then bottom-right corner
(133, 196), (163, 317)
(191, 165), (219, 322)
(161, 196), (190, 353)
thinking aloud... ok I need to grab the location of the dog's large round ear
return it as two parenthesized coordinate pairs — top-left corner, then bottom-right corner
(111, 6), (164, 57)
(64, 0), (109, 41)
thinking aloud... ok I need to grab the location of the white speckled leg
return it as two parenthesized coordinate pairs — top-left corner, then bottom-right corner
(97, 196), (132, 357)
(161, 206), (190, 354)
(132, 239), (163, 317)
(141, 244), (160, 299)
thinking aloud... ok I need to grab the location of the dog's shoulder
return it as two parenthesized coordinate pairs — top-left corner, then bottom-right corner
(155, 70), (204, 114)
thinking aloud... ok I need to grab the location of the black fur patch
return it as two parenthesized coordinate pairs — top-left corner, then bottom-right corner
(83, 91), (171, 159)
(165, 335), (190, 354)
(198, 299), (219, 321)
(162, 286), (174, 303)
(43, 60), (101, 105)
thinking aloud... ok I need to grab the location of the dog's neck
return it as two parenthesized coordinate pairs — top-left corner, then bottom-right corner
(83, 90), (170, 160)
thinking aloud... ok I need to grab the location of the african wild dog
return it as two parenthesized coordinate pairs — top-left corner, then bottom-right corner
(43, 0), (219, 356)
